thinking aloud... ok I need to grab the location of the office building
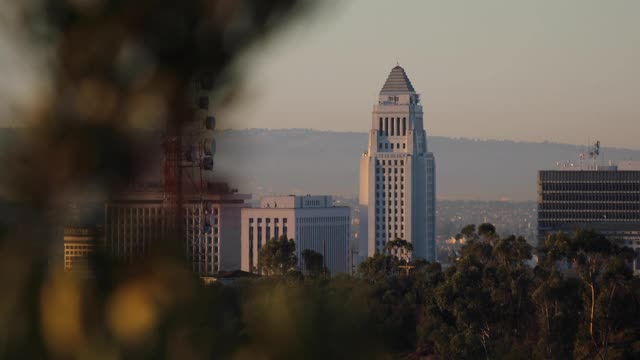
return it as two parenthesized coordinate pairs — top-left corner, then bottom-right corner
(358, 65), (436, 262)
(104, 182), (249, 275)
(241, 195), (350, 275)
(538, 160), (640, 272)
(63, 226), (100, 275)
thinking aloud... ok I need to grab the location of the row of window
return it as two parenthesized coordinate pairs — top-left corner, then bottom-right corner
(540, 172), (640, 182)
(377, 224), (405, 231)
(377, 177), (405, 184)
(541, 183), (640, 191)
(539, 203), (640, 211)
(539, 211), (640, 220)
(377, 209), (405, 217)
(379, 142), (407, 150)
(376, 200), (405, 207)
(377, 187), (404, 195)
(376, 216), (405, 224)
(64, 245), (93, 249)
(378, 117), (407, 136)
(376, 167), (405, 175)
(65, 251), (91, 256)
(249, 217), (289, 224)
(541, 194), (640, 202)
(249, 216), (348, 225)
(248, 227), (289, 245)
(376, 159), (405, 166)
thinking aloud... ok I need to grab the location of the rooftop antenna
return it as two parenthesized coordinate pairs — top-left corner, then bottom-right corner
(579, 140), (600, 169)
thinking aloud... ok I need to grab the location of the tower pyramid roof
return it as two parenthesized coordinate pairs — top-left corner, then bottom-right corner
(380, 65), (415, 94)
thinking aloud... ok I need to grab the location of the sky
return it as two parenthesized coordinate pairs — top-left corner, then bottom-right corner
(221, 0), (640, 149)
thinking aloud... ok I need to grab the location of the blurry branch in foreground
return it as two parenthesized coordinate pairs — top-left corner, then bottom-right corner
(0, 0), (316, 358)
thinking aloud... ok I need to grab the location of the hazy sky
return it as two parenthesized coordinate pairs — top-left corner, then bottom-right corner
(222, 0), (640, 149)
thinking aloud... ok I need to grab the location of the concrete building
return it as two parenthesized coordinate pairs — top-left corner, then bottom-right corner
(358, 65), (436, 262)
(241, 195), (350, 275)
(538, 161), (640, 272)
(63, 226), (100, 275)
(104, 182), (249, 275)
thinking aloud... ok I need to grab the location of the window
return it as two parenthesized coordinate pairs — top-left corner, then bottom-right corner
(390, 117), (395, 136)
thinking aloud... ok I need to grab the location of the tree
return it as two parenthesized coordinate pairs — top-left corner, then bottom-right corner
(301, 249), (326, 278)
(258, 234), (297, 276)
(531, 267), (582, 360)
(384, 238), (413, 263)
(417, 224), (536, 359)
(538, 229), (639, 359)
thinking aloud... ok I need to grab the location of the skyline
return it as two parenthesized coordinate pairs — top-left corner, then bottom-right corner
(219, 0), (640, 149)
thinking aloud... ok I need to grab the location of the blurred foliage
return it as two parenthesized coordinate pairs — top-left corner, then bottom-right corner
(301, 249), (326, 278)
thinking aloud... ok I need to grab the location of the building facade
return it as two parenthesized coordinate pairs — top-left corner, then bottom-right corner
(240, 195), (350, 275)
(358, 65), (436, 262)
(63, 226), (100, 275)
(538, 161), (640, 272)
(104, 183), (249, 275)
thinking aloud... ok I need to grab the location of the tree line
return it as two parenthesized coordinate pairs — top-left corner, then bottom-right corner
(243, 225), (640, 359)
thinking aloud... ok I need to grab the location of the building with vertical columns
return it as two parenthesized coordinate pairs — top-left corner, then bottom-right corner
(102, 182), (249, 275)
(240, 195), (350, 275)
(358, 65), (436, 262)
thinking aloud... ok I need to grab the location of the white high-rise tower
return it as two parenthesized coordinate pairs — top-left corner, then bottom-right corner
(358, 65), (436, 261)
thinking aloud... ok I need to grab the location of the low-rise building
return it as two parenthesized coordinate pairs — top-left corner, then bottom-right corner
(63, 226), (100, 275)
(241, 195), (350, 275)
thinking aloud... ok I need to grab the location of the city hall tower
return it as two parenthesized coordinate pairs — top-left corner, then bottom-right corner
(358, 65), (436, 261)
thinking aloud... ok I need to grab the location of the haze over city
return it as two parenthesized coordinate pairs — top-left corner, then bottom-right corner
(221, 0), (640, 149)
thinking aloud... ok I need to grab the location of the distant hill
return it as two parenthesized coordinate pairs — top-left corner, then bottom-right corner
(3, 128), (640, 201)
(212, 129), (640, 201)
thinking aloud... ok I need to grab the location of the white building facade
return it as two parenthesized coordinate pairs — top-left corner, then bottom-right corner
(241, 195), (350, 275)
(358, 66), (436, 261)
